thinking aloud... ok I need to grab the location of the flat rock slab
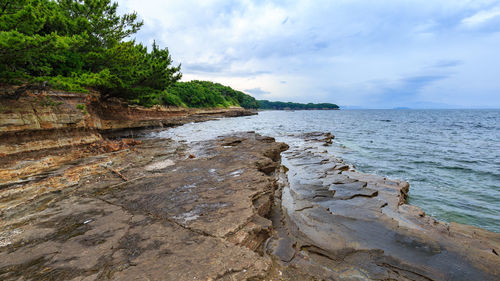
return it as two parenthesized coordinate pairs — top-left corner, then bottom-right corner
(0, 132), (287, 280)
(273, 132), (500, 281)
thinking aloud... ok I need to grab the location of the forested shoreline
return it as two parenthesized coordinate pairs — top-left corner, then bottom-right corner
(258, 100), (339, 110)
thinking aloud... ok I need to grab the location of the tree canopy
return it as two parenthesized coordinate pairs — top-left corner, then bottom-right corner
(0, 1), (333, 110)
(0, 0), (181, 102)
(166, 81), (259, 109)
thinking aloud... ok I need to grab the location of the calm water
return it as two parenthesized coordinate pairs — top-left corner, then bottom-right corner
(153, 109), (500, 233)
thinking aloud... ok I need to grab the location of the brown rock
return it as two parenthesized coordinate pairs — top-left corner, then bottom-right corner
(0, 86), (255, 156)
(0, 132), (285, 280)
(121, 138), (142, 146)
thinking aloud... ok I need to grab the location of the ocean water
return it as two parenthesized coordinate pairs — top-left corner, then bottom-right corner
(152, 109), (500, 233)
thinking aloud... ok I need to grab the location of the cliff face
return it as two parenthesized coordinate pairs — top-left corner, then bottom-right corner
(0, 87), (254, 156)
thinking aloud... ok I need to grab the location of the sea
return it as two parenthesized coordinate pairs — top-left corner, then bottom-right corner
(152, 109), (500, 233)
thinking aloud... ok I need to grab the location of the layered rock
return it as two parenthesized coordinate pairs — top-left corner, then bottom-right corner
(0, 132), (288, 280)
(266, 132), (500, 280)
(0, 86), (255, 156)
(1, 95), (499, 281)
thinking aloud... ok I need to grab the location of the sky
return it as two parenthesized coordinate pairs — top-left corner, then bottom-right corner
(117, 0), (500, 108)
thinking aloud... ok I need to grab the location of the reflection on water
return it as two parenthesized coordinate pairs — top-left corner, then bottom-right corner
(151, 109), (500, 233)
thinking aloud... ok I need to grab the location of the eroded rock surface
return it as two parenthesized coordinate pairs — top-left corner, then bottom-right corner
(0, 132), (287, 280)
(1, 128), (499, 281)
(266, 132), (500, 281)
(0, 87), (255, 156)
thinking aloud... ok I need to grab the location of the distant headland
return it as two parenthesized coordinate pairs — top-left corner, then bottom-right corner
(258, 100), (339, 110)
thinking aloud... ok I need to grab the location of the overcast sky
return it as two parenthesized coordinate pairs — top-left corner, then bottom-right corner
(118, 0), (500, 108)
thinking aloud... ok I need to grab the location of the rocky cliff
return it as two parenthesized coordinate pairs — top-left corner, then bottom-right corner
(0, 86), (254, 156)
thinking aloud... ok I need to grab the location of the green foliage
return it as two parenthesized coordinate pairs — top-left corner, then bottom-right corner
(55, 0), (143, 48)
(0, 0), (181, 103)
(39, 96), (63, 107)
(0, 1), (260, 110)
(258, 100), (339, 110)
(76, 103), (88, 114)
(167, 81), (259, 109)
(0, 30), (84, 80)
(33, 76), (87, 92)
(160, 91), (185, 107)
(137, 42), (182, 91)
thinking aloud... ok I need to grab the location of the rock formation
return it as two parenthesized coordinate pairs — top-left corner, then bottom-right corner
(266, 132), (500, 280)
(0, 132), (287, 280)
(0, 86), (255, 156)
(1, 90), (499, 280)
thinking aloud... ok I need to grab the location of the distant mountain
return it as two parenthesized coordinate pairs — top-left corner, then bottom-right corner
(405, 102), (458, 109)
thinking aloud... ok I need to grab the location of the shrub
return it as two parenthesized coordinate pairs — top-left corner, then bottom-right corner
(76, 103), (88, 114)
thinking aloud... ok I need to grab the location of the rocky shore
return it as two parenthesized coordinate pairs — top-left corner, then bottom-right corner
(1, 93), (499, 280)
(0, 86), (255, 157)
(269, 132), (500, 280)
(0, 132), (288, 280)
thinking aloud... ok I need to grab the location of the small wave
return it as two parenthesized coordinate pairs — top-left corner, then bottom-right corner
(472, 123), (497, 130)
(438, 165), (500, 179)
(409, 159), (441, 165)
(442, 157), (482, 165)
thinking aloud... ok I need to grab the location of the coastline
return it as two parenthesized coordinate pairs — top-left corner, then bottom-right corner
(0, 97), (499, 279)
(273, 132), (500, 280)
(0, 87), (255, 157)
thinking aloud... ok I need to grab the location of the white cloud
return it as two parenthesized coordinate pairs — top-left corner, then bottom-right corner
(117, 0), (500, 108)
(461, 6), (500, 26)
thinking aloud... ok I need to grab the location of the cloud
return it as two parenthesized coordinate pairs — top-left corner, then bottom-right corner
(432, 60), (463, 68)
(244, 88), (271, 97)
(183, 61), (271, 77)
(117, 0), (500, 108)
(184, 63), (224, 73)
(392, 74), (449, 97)
(461, 6), (500, 26)
(370, 74), (450, 108)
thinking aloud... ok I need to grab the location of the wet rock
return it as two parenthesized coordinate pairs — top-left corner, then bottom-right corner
(301, 131), (334, 146)
(329, 181), (379, 200)
(270, 131), (500, 281)
(272, 237), (296, 262)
